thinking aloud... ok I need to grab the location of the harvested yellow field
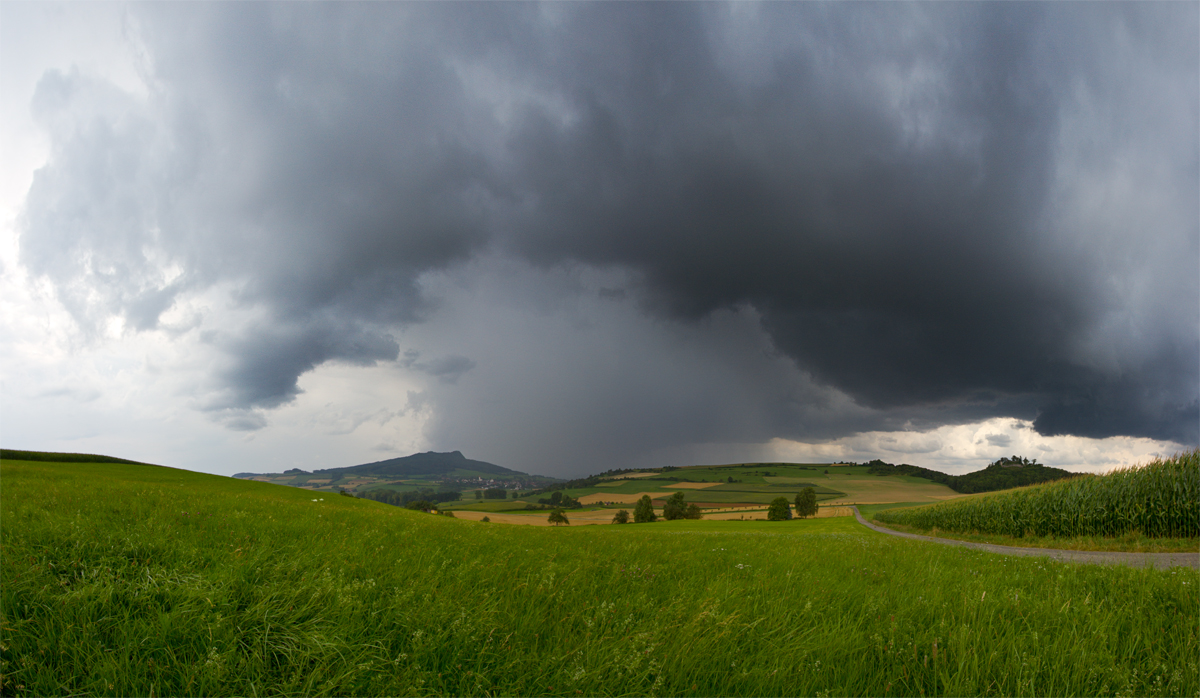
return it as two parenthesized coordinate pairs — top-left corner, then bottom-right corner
(669, 481), (723, 490)
(819, 477), (964, 504)
(607, 472), (661, 479)
(578, 491), (663, 504)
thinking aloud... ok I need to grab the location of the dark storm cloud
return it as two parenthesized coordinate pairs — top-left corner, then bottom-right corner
(19, 2), (1197, 445)
(487, 2), (1198, 443)
(400, 350), (476, 385)
(202, 319), (399, 412)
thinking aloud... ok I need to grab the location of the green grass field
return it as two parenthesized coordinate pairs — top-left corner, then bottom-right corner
(3, 458), (1197, 697)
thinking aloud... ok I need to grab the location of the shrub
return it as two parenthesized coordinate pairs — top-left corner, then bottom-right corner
(481, 516), (490, 522)
(685, 503), (703, 520)
(611, 509), (630, 524)
(662, 492), (688, 520)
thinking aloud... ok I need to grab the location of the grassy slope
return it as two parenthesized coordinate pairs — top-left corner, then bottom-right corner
(2, 459), (1197, 697)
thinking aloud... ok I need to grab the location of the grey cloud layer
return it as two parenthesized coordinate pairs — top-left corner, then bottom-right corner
(20, 3), (1198, 451)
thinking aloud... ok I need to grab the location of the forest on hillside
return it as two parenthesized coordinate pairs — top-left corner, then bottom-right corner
(866, 456), (1080, 494)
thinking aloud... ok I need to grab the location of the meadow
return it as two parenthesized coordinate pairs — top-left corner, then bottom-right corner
(2, 458), (1197, 697)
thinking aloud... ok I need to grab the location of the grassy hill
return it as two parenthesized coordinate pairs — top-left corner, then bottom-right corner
(3, 454), (1196, 696)
(0, 448), (152, 465)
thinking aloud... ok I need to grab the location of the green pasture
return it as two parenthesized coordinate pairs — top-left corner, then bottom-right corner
(442, 501), (536, 513)
(3, 458), (1197, 697)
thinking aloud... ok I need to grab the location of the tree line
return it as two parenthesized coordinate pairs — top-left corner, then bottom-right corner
(358, 488), (462, 508)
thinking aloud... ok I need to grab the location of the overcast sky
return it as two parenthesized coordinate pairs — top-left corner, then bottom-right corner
(2, 2), (1196, 478)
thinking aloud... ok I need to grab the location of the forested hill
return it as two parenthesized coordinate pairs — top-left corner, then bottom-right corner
(866, 456), (1081, 494)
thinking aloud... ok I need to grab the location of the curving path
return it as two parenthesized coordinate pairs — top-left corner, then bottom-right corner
(851, 506), (1199, 571)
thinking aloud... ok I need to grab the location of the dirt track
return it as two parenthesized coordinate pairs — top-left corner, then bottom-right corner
(852, 507), (1199, 570)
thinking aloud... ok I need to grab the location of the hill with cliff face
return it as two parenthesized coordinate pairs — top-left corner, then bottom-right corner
(316, 450), (519, 478)
(234, 450), (558, 493)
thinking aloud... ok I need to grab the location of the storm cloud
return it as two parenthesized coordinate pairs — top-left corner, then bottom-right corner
(16, 2), (1198, 469)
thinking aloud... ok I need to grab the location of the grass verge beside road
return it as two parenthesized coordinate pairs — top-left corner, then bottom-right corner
(867, 518), (1200, 553)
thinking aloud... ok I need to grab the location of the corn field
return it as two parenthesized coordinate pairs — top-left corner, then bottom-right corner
(874, 450), (1200, 539)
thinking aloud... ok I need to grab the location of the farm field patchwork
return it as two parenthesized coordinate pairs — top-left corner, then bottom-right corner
(528, 464), (971, 511)
(2, 458), (1197, 697)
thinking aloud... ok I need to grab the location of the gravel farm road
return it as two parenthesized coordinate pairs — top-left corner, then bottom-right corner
(852, 506), (1200, 571)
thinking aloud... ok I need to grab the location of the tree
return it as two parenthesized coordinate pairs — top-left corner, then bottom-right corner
(634, 495), (657, 523)
(794, 487), (818, 518)
(662, 492), (688, 520)
(475, 490), (482, 500)
(768, 494), (796, 522)
(685, 503), (703, 520)
(539, 491), (582, 508)
(548, 509), (569, 526)
(767, 497), (793, 521)
(481, 515), (491, 522)
(611, 509), (630, 524)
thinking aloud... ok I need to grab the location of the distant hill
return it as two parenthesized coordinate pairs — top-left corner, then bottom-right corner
(866, 456), (1080, 494)
(234, 451), (531, 481)
(317, 451), (520, 478)
(0, 449), (153, 466)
